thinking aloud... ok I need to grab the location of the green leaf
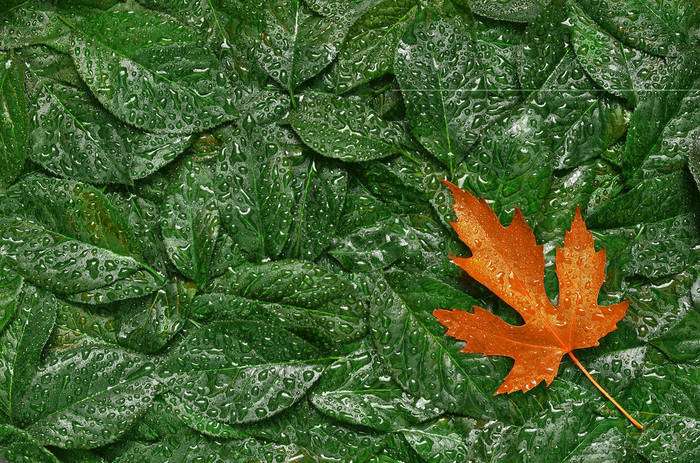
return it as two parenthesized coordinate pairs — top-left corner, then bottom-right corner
(194, 260), (367, 345)
(0, 285), (57, 421)
(573, 0), (698, 55)
(650, 307), (700, 364)
(335, 0), (417, 93)
(157, 320), (328, 424)
(620, 362), (699, 462)
(0, 51), (29, 189)
(468, 0), (547, 23)
(17, 340), (160, 448)
(569, 0), (667, 105)
(0, 424), (59, 463)
(588, 170), (699, 228)
(0, 1), (68, 51)
(213, 124), (295, 261)
(517, 0), (568, 98)
(0, 174), (158, 294)
(25, 66), (192, 185)
(246, 399), (386, 462)
(457, 53), (624, 218)
(625, 77), (700, 178)
(310, 344), (444, 431)
(394, 13), (520, 172)
(284, 156), (347, 260)
(113, 278), (194, 354)
(111, 431), (243, 463)
(289, 92), (407, 162)
(369, 271), (522, 420)
(534, 164), (596, 242)
(161, 158), (219, 287)
(254, 0), (347, 95)
(0, 263), (22, 332)
(64, 3), (236, 134)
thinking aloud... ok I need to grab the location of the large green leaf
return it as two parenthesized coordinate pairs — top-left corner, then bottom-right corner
(157, 320), (328, 424)
(0, 51), (29, 189)
(394, 12), (520, 172)
(64, 3), (236, 134)
(16, 340), (160, 448)
(213, 124), (295, 261)
(310, 344), (443, 432)
(456, 52), (625, 218)
(574, 0), (699, 55)
(194, 260), (367, 345)
(0, 424), (60, 463)
(254, 0), (347, 95)
(0, 174), (161, 294)
(335, 0), (417, 93)
(288, 92), (406, 162)
(161, 158), (219, 287)
(0, 285), (56, 422)
(25, 66), (191, 185)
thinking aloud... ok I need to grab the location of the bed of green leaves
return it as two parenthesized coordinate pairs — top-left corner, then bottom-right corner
(0, 0), (698, 462)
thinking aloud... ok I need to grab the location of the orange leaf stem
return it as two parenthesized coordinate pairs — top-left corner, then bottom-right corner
(568, 352), (643, 429)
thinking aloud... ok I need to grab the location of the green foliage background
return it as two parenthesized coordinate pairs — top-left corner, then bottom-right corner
(0, 0), (698, 462)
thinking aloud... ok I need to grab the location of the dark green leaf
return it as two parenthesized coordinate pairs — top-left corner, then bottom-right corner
(574, 0), (698, 55)
(213, 124), (295, 261)
(289, 92), (406, 162)
(17, 340), (160, 448)
(394, 13), (520, 172)
(310, 344), (443, 431)
(65, 4), (236, 134)
(194, 260), (367, 345)
(0, 285), (57, 422)
(254, 0), (347, 95)
(25, 67), (192, 185)
(157, 320), (328, 424)
(336, 0), (417, 93)
(0, 424), (59, 463)
(161, 158), (219, 287)
(0, 51), (29, 189)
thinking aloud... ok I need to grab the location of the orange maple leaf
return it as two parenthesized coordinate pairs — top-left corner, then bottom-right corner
(433, 181), (642, 429)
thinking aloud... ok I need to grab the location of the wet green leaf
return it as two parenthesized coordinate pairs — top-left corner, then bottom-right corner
(161, 158), (219, 287)
(394, 12), (520, 172)
(157, 320), (328, 424)
(65, 3), (236, 134)
(0, 286), (57, 422)
(0, 51), (29, 189)
(289, 92), (406, 162)
(193, 260), (367, 345)
(17, 340), (160, 448)
(254, 0), (347, 95)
